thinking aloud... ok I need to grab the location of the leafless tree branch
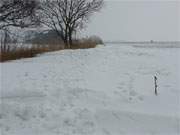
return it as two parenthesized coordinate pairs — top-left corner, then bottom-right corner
(0, 0), (40, 30)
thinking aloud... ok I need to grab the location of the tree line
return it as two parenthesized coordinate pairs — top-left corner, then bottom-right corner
(0, 0), (104, 48)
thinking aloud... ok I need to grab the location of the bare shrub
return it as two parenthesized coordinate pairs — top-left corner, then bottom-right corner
(0, 31), (103, 62)
(71, 36), (103, 49)
(86, 36), (104, 44)
(0, 44), (64, 62)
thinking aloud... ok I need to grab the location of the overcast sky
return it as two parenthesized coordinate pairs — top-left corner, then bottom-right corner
(81, 0), (180, 41)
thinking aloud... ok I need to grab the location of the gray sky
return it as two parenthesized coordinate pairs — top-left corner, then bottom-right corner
(81, 0), (180, 41)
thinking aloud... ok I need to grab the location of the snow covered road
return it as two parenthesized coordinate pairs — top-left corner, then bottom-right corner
(0, 43), (180, 135)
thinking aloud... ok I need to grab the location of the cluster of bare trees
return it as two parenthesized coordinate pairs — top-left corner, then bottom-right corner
(0, 0), (39, 29)
(0, 0), (39, 51)
(0, 0), (104, 48)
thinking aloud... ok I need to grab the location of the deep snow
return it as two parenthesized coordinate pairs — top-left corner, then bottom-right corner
(0, 43), (180, 135)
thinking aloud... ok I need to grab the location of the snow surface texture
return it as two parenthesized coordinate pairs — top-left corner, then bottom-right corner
(0, 43), (180, 135)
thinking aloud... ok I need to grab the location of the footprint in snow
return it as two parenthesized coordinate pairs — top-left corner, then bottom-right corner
(138, 96), (144, 101)
(129, 91), (137, 97)
(102, 128), (111, 135)
(0, 114), (3, 119)
(5, 126), (10, 132)
(24, 72), (28, 77)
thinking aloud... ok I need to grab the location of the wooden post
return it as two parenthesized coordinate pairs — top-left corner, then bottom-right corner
(154, 76), (158, 95)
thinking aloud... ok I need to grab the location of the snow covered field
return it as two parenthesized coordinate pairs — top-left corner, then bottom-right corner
(0, 43), (180, 135)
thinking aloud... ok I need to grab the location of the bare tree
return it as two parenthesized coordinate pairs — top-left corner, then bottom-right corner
(0, 28), (10, 53)
(0, 0), (40, 30)
(40, 0), (104, 48)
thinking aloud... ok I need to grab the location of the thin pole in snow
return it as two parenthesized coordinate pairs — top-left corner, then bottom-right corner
(154, 76), (158, 95)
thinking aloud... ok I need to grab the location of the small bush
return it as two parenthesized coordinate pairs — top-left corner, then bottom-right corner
(87, 35), (103, 44)
(71, 36), (103, 49)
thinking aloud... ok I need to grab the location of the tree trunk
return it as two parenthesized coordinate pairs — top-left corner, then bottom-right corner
(64, 26), (70, 49)
(68, 28), (73, 48)
(69, 32), (73, 47)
